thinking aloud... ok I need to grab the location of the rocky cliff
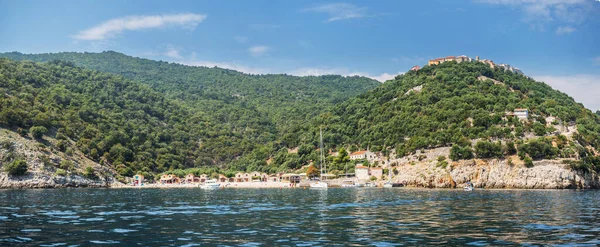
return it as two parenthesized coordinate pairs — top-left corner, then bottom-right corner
(391, 147), (599, 189)
(0, 128), (123, 189)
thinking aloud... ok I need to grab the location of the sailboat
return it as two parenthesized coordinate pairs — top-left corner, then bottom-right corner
(383, 160), (393, 188)
(310, 128), (328, 189)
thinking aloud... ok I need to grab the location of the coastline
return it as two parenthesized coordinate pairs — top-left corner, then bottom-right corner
(112, 181), (298, 189)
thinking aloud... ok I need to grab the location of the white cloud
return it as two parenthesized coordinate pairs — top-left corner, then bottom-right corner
(73, 13), (206, 40)
(163, 45), (183, 59)
(248, 45), (270, 57)
(303, 3), (368, 22)
(556, 26), (576, 34)
(154, 50), (402, 82)
(183, 59), (269, 75)
(291, 67), (401, 82)
(234, 36), (248, 43)
(477, 0), (592, 30)
(533, 74), (600, 111)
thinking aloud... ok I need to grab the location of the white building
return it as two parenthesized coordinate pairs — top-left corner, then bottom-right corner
(349, 150), (377, 161)
(514, 108), (529, 120)
(355, 165), (370, 181)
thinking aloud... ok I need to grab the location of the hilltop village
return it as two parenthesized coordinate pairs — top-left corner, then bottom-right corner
(420, 55), (524, 75)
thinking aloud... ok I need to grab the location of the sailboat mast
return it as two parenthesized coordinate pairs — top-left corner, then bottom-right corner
(320, 128), (325, 180)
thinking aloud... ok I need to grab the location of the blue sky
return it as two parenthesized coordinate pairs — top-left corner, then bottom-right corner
(1, 0), (600, 110)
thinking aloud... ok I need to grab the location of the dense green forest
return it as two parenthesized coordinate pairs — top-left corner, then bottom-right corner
(1, 53), (599, 179)
(0, 52), (380, 176)
(0, 51), (379, 134)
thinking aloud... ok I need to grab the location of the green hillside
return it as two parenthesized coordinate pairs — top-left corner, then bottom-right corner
(285, 61), (600, 172)
(0, 51), (379, 134)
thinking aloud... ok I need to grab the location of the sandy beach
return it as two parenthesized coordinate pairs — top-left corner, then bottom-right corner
(117, 181), (297, 189)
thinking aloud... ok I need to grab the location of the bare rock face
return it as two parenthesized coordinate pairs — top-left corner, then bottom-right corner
(394, 158), (599, 189)
(0, 172), (123, 189)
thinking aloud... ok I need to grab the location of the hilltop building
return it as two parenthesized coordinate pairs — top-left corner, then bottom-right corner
(427, 55), (523, 74)
(349, 150), (377, 161)
(411, 65), (421, 71)
(428, 55), (472, 66)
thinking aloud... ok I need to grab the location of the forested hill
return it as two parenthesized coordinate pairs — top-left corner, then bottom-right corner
(0, 59), (201, 176)
(284, 61), (600, 172)
(0, 51), (379, 131)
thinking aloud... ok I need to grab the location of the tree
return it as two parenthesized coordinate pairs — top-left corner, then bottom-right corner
(450, 145), (474, 161)
(84, 166), (97, 179)
(505, 141), (517, 155)
(474, 141), (503, 159)
(306, 165), (320, 179)
(524, 157), (534, 168)
(30, 126), (48, 139)
(5, 159), (28, 176)
(334, 147), (350, 164)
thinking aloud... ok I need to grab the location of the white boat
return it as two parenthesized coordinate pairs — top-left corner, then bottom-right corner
(383, 181), (393, 188)
(310, 181), (328, 188)
(464, 182), (474, 191)
(364, 182), (376, 187)
(341, 180), (356, 188)
(310, 128), (328, 189)
(383, 164), (393, 188)
(200, 179), (220, 189)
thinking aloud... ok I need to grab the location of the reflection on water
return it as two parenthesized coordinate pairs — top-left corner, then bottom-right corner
(0, 188), (599, 246)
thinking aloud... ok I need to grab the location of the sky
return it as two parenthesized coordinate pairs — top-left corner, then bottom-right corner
(1, 0), (599, 110)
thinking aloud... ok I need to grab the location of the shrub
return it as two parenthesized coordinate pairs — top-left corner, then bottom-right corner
(30, 126), (48, 139)
(474, 141), (503, 158)
(84, 166), (97, 179)
(40, 155), (54, 169)
(5, 159), (28, 176)
(437, 160), (448, 169)
(437, 156), (446, 162)
(0, 140), (14, 151)
(55, 168), (67, 176)
(520, 138), (558, 160)
(118, 167), (134, 177)
(524, 157), (534, 168)
(533, 122), (546, 136)
(505, 141), (517, 155)
(17, 128), (28, 137)
(59, 160), (74, 171)
(57, 140), (68, 152)
(370, 176), (377, 181)
(450, 145), (474, 161)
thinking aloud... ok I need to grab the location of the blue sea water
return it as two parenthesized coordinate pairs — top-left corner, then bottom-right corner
(0, 188), (599, 246)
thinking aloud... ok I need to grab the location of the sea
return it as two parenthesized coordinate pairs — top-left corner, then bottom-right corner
(0, 188), (599, 246)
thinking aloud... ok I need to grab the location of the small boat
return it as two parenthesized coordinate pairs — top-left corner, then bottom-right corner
(310, 181), (328, 188)
(464, 181), (474, 191)
(341, 180), (357, 188)
(200, 179), (220, 189)
(383, 181), (393, 188)
(364, 182), (376, 188)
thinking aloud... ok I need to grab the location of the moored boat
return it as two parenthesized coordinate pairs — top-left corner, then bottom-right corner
(200, 179), (220, 189)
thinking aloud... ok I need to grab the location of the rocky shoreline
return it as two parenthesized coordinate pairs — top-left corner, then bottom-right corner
(0, 172), (121, 189)
(394, 159), (599, 189)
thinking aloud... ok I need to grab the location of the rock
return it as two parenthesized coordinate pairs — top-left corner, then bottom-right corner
(393, 158), (599, 189)
(0, 171), (123, 188)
